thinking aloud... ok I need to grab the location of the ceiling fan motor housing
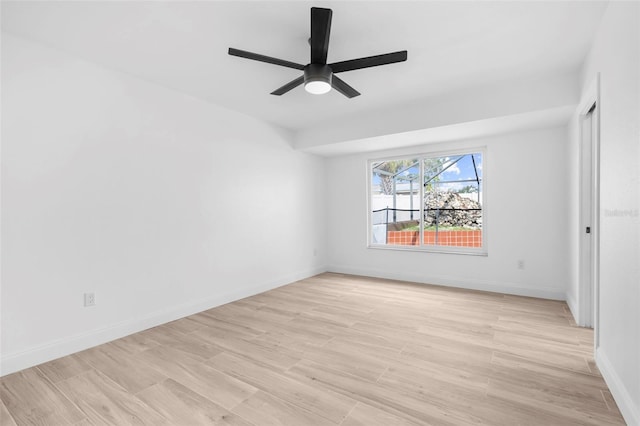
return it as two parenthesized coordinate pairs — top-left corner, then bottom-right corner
(304, 64), (332, 85)
(303, 64), (333, 94)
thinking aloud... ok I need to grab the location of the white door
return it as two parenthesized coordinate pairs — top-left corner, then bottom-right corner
(579, 103), (597, 329)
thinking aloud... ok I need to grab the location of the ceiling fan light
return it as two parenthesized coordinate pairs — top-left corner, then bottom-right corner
(304, 80), (331, 94)
(303, 64), (332, 95)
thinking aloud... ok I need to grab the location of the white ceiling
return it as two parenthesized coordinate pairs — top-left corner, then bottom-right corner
(2, 1), (607, 135)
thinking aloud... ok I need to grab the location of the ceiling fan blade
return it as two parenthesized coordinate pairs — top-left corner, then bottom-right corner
(228, 48), (305, 70)
(271, 75), (305, 96)
(330, 50), (408, 73)
(310, 7), (332, 64)
(331, 75), (360, 98)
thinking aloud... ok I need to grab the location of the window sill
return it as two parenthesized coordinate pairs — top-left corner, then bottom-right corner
(367, 244), (488, 256)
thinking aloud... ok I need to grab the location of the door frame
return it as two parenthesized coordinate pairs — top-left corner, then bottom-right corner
(577, 74), (601, 348)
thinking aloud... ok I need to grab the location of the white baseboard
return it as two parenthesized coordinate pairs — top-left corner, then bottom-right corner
(327, 264), (566, 300)
(596, 347), (640, 426)
(565, 291), (579, 323)
(0, 266), (327, 377)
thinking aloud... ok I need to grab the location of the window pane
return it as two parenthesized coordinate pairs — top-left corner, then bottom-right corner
(423, 153), (482, 248)
(371, 158), (420, 245)
(369, 151), (483, 252)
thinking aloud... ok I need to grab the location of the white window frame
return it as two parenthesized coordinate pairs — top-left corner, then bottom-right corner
(367, 146), (487, 256)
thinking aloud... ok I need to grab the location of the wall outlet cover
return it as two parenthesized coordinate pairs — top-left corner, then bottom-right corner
(84, 293), (96, 307)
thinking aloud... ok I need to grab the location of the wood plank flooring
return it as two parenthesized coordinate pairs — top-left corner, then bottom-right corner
(0, 273), (625, 425)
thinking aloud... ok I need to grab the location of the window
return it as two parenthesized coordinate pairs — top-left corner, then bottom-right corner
(369, 149), (485, 254)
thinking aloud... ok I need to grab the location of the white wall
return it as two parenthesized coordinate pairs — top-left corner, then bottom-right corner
(326, 126), (569, 300)
(296, 72), (577, 150)
(565, 107), (581, 321)
(0, 34), (327, 375)
(573, 2), (640, 424)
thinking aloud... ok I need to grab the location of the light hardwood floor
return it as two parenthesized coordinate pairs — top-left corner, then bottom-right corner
(0, 273), (625, 425)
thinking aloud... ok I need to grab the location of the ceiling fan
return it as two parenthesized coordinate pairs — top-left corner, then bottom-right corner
(228, 7), (408, 98)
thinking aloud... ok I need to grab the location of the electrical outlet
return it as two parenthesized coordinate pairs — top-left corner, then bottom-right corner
(84, 293), (96, 307)
(517, 260), (525, 270)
